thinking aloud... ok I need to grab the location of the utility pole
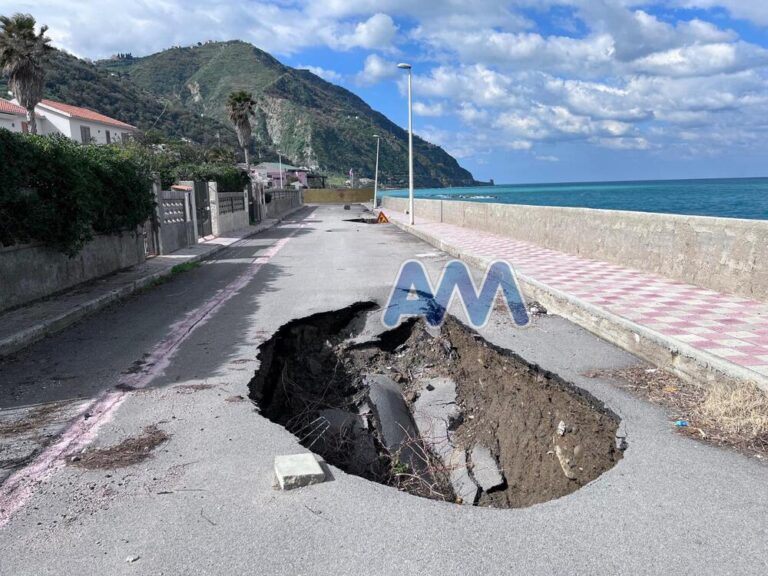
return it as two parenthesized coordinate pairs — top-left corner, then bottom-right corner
(398, 63), (414, 225)
(373, 134), (381, 209)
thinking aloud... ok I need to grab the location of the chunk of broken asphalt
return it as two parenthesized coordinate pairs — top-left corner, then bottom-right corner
(470, 445), (505, 492)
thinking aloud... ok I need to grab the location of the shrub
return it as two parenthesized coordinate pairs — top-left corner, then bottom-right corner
(172, 162), (248, 192)
(118, 138), (245, 191)
(0, 130), (153, 255)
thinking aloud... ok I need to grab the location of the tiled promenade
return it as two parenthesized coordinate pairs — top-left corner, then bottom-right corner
(382, 208), (768, 379)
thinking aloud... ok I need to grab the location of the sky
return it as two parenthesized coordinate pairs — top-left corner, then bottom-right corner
(5, 0), (768, 184)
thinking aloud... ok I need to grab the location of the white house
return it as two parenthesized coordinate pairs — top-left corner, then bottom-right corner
(2, 97), (137, 143)
(0, 98), (28, 133)
(33, 99), (137, 144)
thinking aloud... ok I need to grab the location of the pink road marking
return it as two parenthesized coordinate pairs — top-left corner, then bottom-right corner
(0, 227), (301, 528)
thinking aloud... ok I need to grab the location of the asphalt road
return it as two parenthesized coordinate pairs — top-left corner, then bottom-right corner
(0, 204), (766, 575)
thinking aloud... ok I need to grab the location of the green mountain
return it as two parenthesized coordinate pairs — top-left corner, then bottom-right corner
(0, 49), (238, 149)
(95, 41), (477, 187)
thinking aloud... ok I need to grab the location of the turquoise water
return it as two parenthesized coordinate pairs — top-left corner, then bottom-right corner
(381, 177), (768, 220)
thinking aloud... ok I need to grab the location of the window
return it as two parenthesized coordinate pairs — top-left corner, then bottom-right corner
(105, 130), (111, 144)
(80, 125), (91, 143)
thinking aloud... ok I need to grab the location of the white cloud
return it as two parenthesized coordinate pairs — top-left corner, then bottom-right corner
(355, 54), (399, 86)
(631, 43), (768, 77)
(413, 101), (445, 117)
(298, 65), (343, 83)
(336, 13), (398, 50)
(593, 136), (652, 150)
(674, 1), (768, 26)
(10, 0), (768, 169)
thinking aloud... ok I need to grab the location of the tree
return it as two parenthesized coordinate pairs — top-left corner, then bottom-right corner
(226, 90), (255, 168)
(227, 90), (262, 220)
(0, 13), (52, 134)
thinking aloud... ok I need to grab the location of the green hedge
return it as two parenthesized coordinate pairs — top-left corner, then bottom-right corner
(0, 130), (153, 255)
(118, 140), (247, 191)
(172, 163), (248, 192)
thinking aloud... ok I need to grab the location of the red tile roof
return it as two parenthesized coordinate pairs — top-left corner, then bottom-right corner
(0, 98), (27, 116)
(38, 99), (136, 130)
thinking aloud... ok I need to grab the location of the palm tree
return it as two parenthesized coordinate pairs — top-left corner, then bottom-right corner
(227, 90), (261, 219)
(227, 90), (256, 169)
(0, 13), (52, 134)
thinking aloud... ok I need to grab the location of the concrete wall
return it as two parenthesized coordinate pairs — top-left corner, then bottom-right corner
(209, 183), (249, 236)
(381, 196), (768, 302)
(0, 232), (145, 312)
(266, 190), (303, 218)
(303, 188), (374, 204)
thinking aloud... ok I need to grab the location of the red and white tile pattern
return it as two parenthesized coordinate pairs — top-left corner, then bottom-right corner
(383, 208), (768, 377)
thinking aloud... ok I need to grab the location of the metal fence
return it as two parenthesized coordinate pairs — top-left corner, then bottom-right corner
(218, 191), (245, 214)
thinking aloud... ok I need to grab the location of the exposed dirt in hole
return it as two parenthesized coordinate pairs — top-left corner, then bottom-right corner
(68, 425), (170, 469)
(250, 303), (623, 507)
(586, 366), (768, 460)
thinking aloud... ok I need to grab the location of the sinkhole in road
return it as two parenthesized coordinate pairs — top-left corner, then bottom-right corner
(343, 217), (379, 224)
(249, 303), (624, 508)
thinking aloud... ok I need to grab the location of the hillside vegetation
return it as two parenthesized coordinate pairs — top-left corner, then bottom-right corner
(1, 41), (476, 187)
(96, 41), (476, 187)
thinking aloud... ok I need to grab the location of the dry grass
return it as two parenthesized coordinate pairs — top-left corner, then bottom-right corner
(696, 382), (768, 438)
(69, 425), (170, 469)
(586, 366), (768, 458)
(0, 402), (67, 437)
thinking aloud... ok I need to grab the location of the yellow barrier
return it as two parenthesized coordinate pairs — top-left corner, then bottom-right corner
(303, 188), (374, 204)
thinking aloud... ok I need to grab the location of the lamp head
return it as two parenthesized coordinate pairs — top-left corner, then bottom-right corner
(397, 63), (412, 70)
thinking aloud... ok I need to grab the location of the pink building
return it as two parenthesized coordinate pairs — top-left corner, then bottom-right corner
(254, 162), (308, 189)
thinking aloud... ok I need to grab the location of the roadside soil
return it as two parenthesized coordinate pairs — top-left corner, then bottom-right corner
(68, 425), (170, 470)
(585, 366), (768, 460)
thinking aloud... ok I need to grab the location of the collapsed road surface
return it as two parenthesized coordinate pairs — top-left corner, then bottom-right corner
(251, 304), (623, 507)
(0, 204), (766, 575)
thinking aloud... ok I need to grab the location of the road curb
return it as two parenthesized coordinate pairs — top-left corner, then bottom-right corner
(385, 214), (768, 393)
(0, 207), (306, 358)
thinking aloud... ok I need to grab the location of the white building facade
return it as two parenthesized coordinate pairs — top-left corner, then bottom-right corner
(2, 98), (136, 143)
(0, 98), (28, 133)
(34, 100), (136, 144)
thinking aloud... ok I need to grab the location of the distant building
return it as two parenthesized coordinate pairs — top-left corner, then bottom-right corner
(0, 98), (29, 133)
(11, 99), (138, 144)
(254, 162), (309, 189)
(3, 97), (136, 143)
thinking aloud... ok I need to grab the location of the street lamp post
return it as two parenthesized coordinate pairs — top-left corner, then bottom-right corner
(277, 151), (284, 189)
(373, 134), (381, 209)
(397, 62), (414, 225)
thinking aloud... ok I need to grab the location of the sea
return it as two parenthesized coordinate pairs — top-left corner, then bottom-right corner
(380, 177), (768, 220)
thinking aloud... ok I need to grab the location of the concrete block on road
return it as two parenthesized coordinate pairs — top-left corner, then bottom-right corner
(274, 453), (326, 490)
